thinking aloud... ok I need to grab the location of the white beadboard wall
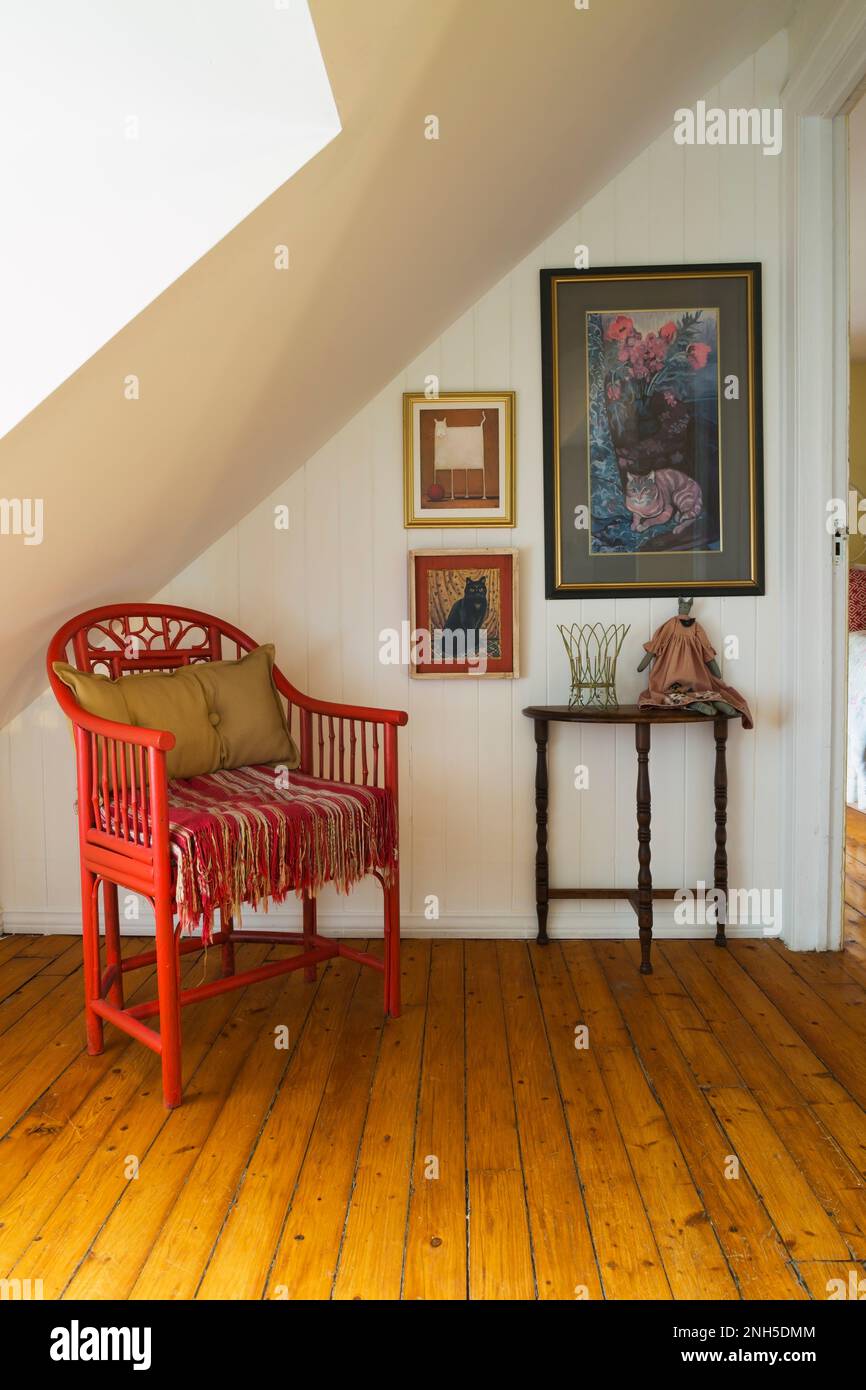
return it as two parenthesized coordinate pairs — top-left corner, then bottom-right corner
(0, 33), (789, 940)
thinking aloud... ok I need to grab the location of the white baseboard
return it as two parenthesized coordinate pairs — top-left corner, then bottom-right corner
(0, 904), (771, 941)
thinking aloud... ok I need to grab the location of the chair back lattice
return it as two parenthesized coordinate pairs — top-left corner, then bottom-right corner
(49, 605), (258, 678)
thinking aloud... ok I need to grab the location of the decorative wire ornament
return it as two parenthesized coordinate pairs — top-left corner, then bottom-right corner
(558, 622), (631, 709)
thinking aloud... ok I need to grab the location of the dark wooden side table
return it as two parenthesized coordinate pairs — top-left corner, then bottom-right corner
(522, 705), (741, 974)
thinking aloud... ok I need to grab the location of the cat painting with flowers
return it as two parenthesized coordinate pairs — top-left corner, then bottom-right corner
(586, 307), (720, 555)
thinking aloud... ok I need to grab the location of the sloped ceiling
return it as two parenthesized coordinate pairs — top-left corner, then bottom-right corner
(0, 0), (794, 724)
(0, 0), (341, 440)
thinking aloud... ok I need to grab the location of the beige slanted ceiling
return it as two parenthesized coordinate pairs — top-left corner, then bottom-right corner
(0, 0), (794, 725)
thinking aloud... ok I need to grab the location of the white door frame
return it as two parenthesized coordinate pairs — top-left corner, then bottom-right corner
(780, 0), (866, 951)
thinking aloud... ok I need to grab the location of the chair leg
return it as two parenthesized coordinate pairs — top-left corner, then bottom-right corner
(382, 883), (391, 1016)
(221, 911), (235, 978)
(303, 897), (317, 983)
(154, 896), (183, 1109)
(81, 868), (103, 1056)
(385, 870), (401, 1018)
(102, 879), (124, 1008)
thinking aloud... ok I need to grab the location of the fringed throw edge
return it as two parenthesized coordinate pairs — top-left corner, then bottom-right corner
(85, 765), (398, 941)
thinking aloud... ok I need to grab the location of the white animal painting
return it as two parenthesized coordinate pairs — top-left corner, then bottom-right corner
(433, 413), (487, 500)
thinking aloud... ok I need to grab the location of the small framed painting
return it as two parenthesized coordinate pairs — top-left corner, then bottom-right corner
(408, 549), (519, 679)
(403, 391), (516, 527)
(540, 263), (764, 598)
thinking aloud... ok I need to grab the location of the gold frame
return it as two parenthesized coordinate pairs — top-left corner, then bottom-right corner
(546, 267), (762, 596)
(403, 391), (516, 528)
(408, 547), (520, 680)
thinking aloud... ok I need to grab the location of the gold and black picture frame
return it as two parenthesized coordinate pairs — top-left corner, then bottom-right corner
(540, 263), (764, 599)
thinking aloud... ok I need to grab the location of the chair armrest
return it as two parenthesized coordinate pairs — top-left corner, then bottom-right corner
(52, 693), (172, 855)
(272, 665), (406, 789)
(48, 675), (176, 750)
(77, 710), (176, 751)
(272, 667), (408, 728)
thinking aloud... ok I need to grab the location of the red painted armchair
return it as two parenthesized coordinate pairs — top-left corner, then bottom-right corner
(47, 604), (407, 1109)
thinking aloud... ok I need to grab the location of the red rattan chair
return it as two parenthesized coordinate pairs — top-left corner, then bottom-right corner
(47, 604), (407, 1108)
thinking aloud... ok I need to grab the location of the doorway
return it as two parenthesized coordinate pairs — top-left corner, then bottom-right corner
(844, 90), (866, 961)
(781, 4), (866, 955)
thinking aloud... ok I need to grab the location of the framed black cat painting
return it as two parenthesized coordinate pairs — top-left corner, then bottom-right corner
(408, 549), (519, 678)
(540, 263), (764, 599)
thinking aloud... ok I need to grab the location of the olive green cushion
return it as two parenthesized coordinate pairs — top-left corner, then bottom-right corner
(190, 645), (300, 771)
(51, 664), (129, 729)
(52, 662), (221, 781)
(53, 644), (298, 780)
(120, 669), (222, 780)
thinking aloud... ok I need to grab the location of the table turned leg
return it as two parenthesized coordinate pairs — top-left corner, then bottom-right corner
(713, 717), (729, 947)
(635, 722), (653, 974)
(534, 718), (550, 945)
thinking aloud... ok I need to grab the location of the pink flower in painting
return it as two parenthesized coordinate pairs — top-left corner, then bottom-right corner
(663, 390), (679, 407)
(627, 333), (667, 379)
(687, 342), (711, 369)
(644, 333), (667, 371)
(659, 321), (677, 343)
(605, 314), (636, 343)
(627, 344), (645, 378)
(606, 382), (621, 401)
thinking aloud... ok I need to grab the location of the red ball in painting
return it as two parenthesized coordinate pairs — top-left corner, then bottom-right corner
(427, 482), (445, 502)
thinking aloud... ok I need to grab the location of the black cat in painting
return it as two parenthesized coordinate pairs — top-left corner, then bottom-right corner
(444, 576), (488, 638)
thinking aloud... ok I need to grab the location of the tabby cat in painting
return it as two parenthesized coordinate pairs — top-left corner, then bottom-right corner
(444, 576), (488, 638)
(624, 468), (703, 535)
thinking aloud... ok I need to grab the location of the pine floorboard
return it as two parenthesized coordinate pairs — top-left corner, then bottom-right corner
(1, 830), (866, 1302)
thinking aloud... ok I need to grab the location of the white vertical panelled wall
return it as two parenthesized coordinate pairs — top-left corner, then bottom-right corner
(0, 33), (791, 940)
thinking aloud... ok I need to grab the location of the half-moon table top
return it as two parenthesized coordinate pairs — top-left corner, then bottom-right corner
(522, 704), (741, 725)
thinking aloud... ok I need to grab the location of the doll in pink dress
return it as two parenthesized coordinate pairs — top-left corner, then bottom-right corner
(637, 599), (753, 727)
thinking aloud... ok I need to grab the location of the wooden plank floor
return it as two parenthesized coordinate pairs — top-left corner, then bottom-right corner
(2, 863), (866, 1299)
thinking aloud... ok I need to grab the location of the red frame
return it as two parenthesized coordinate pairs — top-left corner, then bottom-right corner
(411, 551), (516, 675)
(46, 603), (408, 1109)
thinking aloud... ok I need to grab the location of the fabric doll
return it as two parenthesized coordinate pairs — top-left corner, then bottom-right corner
(637, 598), (753, 727)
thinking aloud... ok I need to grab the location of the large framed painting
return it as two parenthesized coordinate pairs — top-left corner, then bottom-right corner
(408, 548), (519, 678)
(403, 391), (515, 527)
(540, 264), (764, 598)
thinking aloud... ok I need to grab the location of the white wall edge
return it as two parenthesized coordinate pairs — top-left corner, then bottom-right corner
(779, 7), (866, 951)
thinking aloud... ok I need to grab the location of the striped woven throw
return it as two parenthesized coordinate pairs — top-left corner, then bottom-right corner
(163, 766), (397, 938)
